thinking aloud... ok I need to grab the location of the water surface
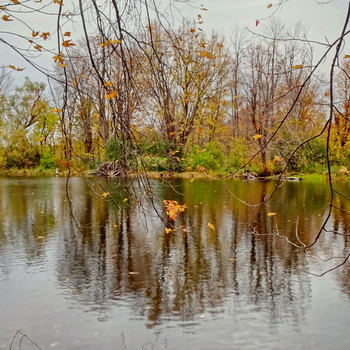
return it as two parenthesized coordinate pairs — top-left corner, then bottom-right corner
(0, 177), (350, 349)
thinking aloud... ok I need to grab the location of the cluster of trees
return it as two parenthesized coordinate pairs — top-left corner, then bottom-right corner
(0, 3), (349, 176)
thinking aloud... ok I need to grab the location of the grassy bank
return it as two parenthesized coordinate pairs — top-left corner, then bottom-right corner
(2, 167), (349, 183)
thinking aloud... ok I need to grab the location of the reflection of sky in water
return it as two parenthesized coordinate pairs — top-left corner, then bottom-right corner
(0, 177), (350, 350)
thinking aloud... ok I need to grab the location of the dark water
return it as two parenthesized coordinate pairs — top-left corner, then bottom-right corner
(0, 176), (350, 349)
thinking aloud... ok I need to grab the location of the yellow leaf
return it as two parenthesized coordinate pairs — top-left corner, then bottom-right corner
(292, 65), (303, 69)
(163, 200), (187, 221)
(273, 156), (282, 162)
(189, 178), (195, 183)
(105, 91), (118, 99)
(62, 40), (75, 47)
(2, 15), (13, 21)
(253, 134), (263, 139)
(58, 64), (66, 67)
(93, 113), (100, 118)
(267, 212), (276, 216)
(101, 192), (109, 198)
(53, 53), (64, 64)
(123, 198), (128, 202)
(344, 55), (350, 59)
(41, 32), (50, 40)
(164, 228), (173, 235)
(103, 81), (113, 86)
(34, 45), (43, 51)
(199, 50), (215, 59)
(99, 39), (121, 48)
(63, 31), (71, 36)
(207, 223), (215, 230)
(8, 65), (24, 71)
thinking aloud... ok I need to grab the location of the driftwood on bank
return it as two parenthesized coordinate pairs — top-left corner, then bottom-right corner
(92, 162), (126, 177)
(241, 170), (302, 181)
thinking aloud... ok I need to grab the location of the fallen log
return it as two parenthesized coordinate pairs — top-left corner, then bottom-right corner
(91, 162), (125, 177)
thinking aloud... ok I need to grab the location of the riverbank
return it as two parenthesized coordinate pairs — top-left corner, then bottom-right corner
(0, 167), (347, 182)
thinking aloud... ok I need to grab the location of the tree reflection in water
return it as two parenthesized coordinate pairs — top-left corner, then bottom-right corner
(1, 177), (350, 330)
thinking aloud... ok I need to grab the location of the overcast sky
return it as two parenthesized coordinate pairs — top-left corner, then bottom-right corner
(0, 0), (348, 84)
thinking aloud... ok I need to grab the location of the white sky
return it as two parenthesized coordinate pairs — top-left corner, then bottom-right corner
(0, 0), (348, 84)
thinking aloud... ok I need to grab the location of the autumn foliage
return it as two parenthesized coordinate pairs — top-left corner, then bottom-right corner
(163, 200), (187, 221)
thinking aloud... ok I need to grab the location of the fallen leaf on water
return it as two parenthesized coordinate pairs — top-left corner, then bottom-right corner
(207, 222), (215, 230)
(164, 227), (174, 235)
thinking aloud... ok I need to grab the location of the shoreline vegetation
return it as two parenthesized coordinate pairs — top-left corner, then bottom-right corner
(0, 167), (347, 182)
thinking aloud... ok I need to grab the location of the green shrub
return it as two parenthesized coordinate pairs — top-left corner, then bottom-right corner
(143, 155), (169, 171)
(40, 148), (56, 169)
(184, 142), (225, 171)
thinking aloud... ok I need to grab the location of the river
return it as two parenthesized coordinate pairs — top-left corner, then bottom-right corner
(0, 176), (350, 349)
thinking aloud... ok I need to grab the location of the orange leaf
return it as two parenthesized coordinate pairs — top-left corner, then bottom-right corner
(163, 200), (187, 221)
(32, 31), (40, 37)
(53, 0), (63, 5)
(63, 31), (71, 36)
(199, 50), (215, 59)
(41, 32), (50, 40)
(34, 45), (43, 51)
(105, 91), (118, 99)
(103, 81), (113, 86)
(344, 55), (350, 59)
(8, 65), (24, 71)
(99, 39), (121, 48)
(11, 0), (20, 3)
(53, 53), (64, 64)
(2, 15), (13, 21)
(267, 3), (272, 8)
(62, 40), (75, 47)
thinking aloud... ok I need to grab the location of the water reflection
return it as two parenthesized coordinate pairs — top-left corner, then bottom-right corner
(0, 177), (349, 333)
